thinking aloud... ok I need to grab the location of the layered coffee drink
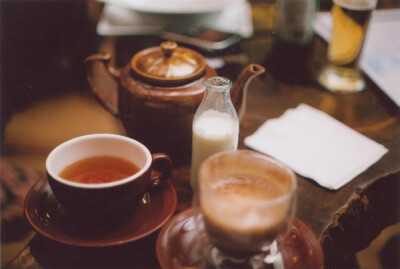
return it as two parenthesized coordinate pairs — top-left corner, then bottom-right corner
(198, 150), (296, 258)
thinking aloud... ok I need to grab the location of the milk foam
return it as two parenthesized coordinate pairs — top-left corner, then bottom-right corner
(201, 178), (290, 233)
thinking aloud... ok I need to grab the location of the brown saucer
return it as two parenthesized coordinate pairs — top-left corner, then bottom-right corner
(156, 209), (324, 269)
(25, 176), (177, 247)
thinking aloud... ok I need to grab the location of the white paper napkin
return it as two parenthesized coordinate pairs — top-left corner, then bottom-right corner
(244, 104), (388, 190)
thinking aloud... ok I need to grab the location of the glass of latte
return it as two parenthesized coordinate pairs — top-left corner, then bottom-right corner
(194, 150), (297, 268)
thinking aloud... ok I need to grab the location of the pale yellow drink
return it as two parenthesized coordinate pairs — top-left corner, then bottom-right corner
(328, 0), (375, 67)
(318, 0), (377, 93)
(190, 109), (238, 189)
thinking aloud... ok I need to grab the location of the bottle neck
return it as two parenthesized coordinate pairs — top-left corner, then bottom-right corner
(196, 76), (237, 120)
(205, 77), (232, 94)
(204, 76), (232, 106)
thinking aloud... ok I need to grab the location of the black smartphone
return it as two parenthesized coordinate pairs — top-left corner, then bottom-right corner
(160, 27), (242, 51)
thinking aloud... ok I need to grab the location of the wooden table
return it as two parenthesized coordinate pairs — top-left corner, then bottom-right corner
(1, 1), (399, 268)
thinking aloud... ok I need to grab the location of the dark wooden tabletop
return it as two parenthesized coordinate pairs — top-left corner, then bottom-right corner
(1, 1), (399, 268)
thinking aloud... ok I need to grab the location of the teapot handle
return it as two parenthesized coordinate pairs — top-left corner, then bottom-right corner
(84, 53), (120, 116)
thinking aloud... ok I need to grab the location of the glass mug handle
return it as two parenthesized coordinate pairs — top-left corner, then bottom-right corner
(150, 153), (172, 187)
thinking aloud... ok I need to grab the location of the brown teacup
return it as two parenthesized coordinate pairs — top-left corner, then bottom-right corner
(46, 134), (171, 219)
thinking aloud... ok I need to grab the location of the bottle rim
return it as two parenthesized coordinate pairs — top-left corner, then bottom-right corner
(205, 76), (232, 92)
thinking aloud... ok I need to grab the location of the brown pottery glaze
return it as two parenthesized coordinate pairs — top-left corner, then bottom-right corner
(25, 177), (177, 247)
(85, 41), (265, 163)
(45, 134), (172, 220)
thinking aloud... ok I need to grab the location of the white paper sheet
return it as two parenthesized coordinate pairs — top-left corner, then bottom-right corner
(244, 104), (388, 190)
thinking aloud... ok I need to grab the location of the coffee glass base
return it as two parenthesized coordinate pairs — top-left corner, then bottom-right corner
(318, 65), (365, 94)
(192, 209), (286, 269)
(207, 241), (284, 269)
(156, 209), (324, 269)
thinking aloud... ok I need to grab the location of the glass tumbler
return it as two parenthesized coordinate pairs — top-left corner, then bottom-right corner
(318, 0), (377, 93)
(193, 150), (297, 268)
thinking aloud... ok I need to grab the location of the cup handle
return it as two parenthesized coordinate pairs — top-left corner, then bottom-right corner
(149, 153), (172, 188)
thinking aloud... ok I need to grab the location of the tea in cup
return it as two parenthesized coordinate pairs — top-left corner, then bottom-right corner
(46, 134), (171, 218)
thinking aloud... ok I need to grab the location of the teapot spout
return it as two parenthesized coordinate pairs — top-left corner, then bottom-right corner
(231, 64), (265, 122)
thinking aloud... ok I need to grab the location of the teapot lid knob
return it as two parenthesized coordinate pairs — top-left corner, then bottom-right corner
(161, 41), (177, 57)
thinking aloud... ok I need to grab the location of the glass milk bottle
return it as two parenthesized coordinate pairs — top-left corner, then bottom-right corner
(190, 77), (239, 190)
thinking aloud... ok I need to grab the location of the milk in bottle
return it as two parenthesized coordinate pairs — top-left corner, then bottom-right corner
(190, 77), (239, 190)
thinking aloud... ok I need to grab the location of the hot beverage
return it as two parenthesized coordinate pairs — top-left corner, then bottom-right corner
(59, 155), (140, 184)
(198, 150), (296, 258)
(201, 176), (290, 256)
(46, 134), (171, 214)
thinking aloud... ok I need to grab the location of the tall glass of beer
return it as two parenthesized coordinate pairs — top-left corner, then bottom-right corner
(318, 0), (377, 93)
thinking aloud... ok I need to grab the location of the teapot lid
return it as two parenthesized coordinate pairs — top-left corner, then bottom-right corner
(131, 41), (206, 86)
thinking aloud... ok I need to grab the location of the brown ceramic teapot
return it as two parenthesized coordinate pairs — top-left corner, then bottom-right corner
(85, 41), (264, 164)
